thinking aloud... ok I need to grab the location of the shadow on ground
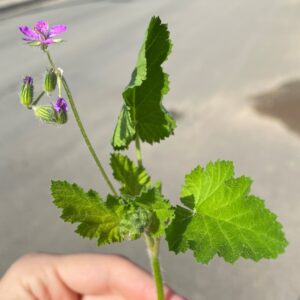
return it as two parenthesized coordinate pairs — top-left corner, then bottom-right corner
(252, 79), (300, 136)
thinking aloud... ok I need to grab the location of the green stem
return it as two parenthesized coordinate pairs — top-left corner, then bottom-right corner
(135, 136), (143, 168)
(144, 235), (165, 300)
(134, 120), (164, 299)
(133, 114), (164, 299)
(61, 76), (117, 196)
(45, 49), (56, 69)
(44, 49), (118, 196)
(31, 91), (45, 106)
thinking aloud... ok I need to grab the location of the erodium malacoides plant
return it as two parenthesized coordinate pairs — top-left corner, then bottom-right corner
(18, 17), (288, 300)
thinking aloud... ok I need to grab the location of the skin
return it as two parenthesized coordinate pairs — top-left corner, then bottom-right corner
(0, 253), (185, 300)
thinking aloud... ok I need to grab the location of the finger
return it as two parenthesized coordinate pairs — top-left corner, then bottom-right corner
(55, 253), (184, 300)
(0, 253), (79, 300)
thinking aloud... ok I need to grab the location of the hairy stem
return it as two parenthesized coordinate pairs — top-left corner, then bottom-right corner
(44, 49), (118, 196)
(61, 76), (118, 195)
(144, 235), (165, 300)
(134, 127), (164, 299)
(45, 49), (56, 69)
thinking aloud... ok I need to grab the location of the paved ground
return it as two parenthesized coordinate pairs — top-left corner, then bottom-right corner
(1, 0), (300, 299)
(0, 0), (35, 9)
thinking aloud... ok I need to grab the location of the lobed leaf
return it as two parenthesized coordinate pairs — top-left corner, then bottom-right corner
(111, 105), (135, 150)
(51, 180), (125, 245)
(112, 16), (176, 150)
(51, 179), (171, 243)
(110, 153), (151, 196)
(166, 161), (288, 264)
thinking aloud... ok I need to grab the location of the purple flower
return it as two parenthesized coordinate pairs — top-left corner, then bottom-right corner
(53, 97), (68, 113)
(19, 20), (67, 46)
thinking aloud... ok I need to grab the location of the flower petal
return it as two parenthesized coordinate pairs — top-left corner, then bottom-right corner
(35, 20), (49, 34)
(49, 24), (67, 37)
(19, 26), (39, 39)
(54, 97), (68, 112)
(42, 38), (54, 45)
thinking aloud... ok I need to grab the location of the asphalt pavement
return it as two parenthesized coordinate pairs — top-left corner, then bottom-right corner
(1, 0), (300, 299)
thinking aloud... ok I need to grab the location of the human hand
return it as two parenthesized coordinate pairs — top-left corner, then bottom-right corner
(0, 253), (185, 300)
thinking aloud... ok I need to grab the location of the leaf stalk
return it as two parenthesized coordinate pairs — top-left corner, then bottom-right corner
(135, 136), (143, 168)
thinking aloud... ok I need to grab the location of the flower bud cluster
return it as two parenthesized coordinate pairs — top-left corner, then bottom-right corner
(119, 207), (152, 240)
(19, 72), (68, 125)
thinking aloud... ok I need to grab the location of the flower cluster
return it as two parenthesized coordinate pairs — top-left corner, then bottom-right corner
(19, 20), (68, 125)
(33, 97), (68, 124)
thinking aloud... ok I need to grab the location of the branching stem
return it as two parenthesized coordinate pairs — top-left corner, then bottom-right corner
(44, 49), (118, 196)
(46, 48), (165, 300)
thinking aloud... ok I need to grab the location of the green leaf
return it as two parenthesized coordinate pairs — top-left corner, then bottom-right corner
(110, 153), (151, 196)
(135, 187), (174, 237)
(111, 105), (135, 150)
(51, 180), (125, 245)
(166, 161), (288, 264)
(111, 16), (176, 150)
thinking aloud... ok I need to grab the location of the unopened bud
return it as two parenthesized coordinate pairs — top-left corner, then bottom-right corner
(33, 105), (56, 123)
(20, 76), (33, 107)
(53, 97), (68, 124)
(56, 110), (68, 124)
(44, 68), (57, 94)
(32, 98), (68, 125)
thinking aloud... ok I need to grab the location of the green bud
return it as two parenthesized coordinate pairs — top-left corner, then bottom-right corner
(53, 98), (68, 125)
(56, 111), (68, 124)
(44, 68), (57, 94)
(33, 105), (56, 123)
(20, 76), (34, 107)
